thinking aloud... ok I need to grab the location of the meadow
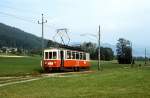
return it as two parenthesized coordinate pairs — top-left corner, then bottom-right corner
(0, 56), (150, 98)
(0, 56), (42, 76)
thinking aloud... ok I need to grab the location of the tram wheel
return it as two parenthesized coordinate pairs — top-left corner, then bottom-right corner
(73, 67), (80, 72)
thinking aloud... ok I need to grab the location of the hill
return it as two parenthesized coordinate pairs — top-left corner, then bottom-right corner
(1, 23), (147, 57)
(0, 23), (46, 50)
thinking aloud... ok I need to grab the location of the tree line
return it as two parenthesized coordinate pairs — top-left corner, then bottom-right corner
(80, 42), (114, 60)
(47, 41), (114, 61)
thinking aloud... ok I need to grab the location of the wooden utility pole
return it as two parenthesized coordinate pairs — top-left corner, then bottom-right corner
(131, 42), (133, 63)
(38, 14), (47, 59)
(145, 48), (147, 65)
(98, 25), (101, 71)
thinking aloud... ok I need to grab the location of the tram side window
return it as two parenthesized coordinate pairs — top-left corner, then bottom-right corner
(49, 52), (52, 59)
(83, 53), (86, 60)
(67, 51), (71, 59)
(72, 52), (76, 59)
(76, 52), (79, 60)
(45, 52), (48, 59)
(86, 53), (90, 60)
(80, 53), (83, 60)
(53, 52), (57, 59)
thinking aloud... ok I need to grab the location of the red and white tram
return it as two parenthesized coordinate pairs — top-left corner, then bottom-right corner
(41, 48), (91, 71)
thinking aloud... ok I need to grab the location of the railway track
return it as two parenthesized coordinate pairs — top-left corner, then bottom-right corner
(0, 70), (94, 87)
(42, 70), (94, 77)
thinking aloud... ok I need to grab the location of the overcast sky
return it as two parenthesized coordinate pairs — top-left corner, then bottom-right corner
(0, 0), (150, 48)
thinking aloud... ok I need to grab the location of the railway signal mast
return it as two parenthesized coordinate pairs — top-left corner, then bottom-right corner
(38, 14), (47, 59)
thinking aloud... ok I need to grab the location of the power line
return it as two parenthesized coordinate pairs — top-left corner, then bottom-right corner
(0, 11), (58, 30)
(0, 11), (65, 41)
(0, 11), (37, 24)
(0, 3), (40, 15)
(0, 3), (61, 30)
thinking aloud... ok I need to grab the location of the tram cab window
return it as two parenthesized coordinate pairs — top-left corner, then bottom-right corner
(49, 52), (52, 59)
(72, 52), (76, 59)
(80, 53), (83, 60)
(76, 52), (79, 60)
(45, 52), (48, 59)
(67, 51), (71, 59)
(48, 51), (57, 59)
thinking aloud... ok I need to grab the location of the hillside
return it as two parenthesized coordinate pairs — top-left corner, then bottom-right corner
(0, 23), (88, 52)
(1, 23), (147, 57)
(0, 23), (46, 50)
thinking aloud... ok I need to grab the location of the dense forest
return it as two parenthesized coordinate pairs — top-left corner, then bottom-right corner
(0, 23), (47, 49)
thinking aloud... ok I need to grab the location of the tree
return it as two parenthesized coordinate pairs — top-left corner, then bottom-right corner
(81, 42), (97, 59)
(116, 38), (132, 64)
(81, 42), (114, 60)
(103, 47), (114, 61)
(95, 47), (114, 61)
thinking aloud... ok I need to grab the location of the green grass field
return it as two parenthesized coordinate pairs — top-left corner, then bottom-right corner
(0, 57), (42, 76)
(0, 57), (150, 98)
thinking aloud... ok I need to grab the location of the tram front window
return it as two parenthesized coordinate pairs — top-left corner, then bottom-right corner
(48, 52), (57, 59)
(49, 52), (52, 59)
(45, 52), (48, 59)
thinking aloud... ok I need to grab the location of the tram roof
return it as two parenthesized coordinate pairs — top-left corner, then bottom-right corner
(44, 47), (86, 53)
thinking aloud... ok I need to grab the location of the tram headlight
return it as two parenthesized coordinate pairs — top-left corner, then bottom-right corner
(45, 62), (47, 64)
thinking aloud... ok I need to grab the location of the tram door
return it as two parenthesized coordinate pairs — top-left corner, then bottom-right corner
(60, 50), (64, 67)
